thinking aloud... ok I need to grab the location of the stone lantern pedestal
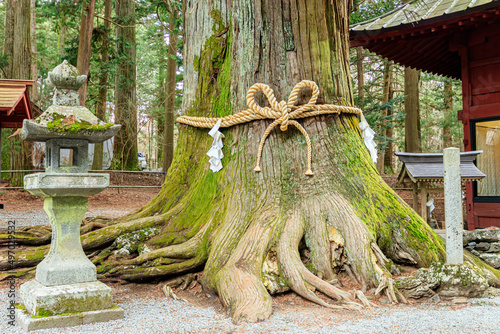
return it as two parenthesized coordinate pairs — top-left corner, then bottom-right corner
(15, 61), (124, 331)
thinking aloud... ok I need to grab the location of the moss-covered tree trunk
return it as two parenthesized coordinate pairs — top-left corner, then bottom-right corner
(11, 0), (500, 324)
(112, 0), (446, 321)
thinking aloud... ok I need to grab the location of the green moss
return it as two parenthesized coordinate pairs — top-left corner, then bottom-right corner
(45, 112), (113, 133)
(35, 308), (54, 318)
(26, 248), (46, 262)
(15, 303), (26, 310)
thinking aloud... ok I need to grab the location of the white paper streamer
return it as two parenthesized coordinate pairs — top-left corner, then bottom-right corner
(359, 113), (378, 164)
(207, 119), (224, 172)
(426, 197), (435, 219)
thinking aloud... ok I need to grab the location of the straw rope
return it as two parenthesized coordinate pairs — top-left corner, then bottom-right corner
(176, 80), (362, 176)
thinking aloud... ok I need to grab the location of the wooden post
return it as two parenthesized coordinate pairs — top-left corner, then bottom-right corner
(420, 182), (428, 223)
(412, 183), (419, 211)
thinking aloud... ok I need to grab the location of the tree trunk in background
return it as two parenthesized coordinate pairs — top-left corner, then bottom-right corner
(384, 74), (395, 173)
(162, 10), (178, 172)
(77, 0), (95, 106)
(92, 0), (112, 171)
(30, 0), (38, 102)
(58, 13), (66, 58)
(3, 0), (32, 186)
(377, 61), (391, 173)
(156, 26), (166, 166)
(356, 46), (364, 108)
(442, 80), (453, 149)
(404, 67), (421, 152)
(112, 0), (138, 170)
(3, 0), (14, 78)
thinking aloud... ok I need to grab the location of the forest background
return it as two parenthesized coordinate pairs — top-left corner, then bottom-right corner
(0, 0), (463, 180)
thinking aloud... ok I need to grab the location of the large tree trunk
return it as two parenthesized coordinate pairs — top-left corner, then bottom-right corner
(404, 67), (421, 153)
(92, 0), (112, 171)
(76, 0), (95, 106)
(162, 9), (178, 172)
(10, 0), (497, 324)
(112, 0), (138, 170)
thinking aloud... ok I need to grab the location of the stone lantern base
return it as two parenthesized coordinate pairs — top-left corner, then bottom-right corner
(16, 280), (124, 332)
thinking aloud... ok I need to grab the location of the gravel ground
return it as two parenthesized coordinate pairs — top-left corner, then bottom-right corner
(1, 289), (499, 334)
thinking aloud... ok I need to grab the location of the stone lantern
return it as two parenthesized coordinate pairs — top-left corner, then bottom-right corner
(16, 61), (124, 331)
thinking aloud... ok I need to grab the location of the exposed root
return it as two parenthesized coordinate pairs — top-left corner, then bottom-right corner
(370, 243), (406, 304)
(82, 215), (165, 250)
(212, 212), (278, 324)
(80, 222), (109, 235)
(0, 245), (49, 270)
(130, 222), (211, 266)
(116, 252), (207, 281)
(0, 266), (36, 281)
(166, 273), (199, 290)
(0, 225), (51, 246)
(277, 214), (362, 311)
(162, 285), (188, 303)
(355, 290), (378, 308)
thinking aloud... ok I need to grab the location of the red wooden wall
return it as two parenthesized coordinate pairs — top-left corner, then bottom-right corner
(459, 22), (500, 229)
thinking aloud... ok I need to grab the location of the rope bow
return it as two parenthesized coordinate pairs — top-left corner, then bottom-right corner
(176, 80), (362, 176)
(246, 80), (320, 176)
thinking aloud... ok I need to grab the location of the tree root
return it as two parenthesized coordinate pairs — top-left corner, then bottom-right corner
(277, 214), (362, 310)
(370, 243), (407, 304)
(82, 215), (165, 250)
(0, 225), (52, 246)
(129, 222), (210, 266)
(166, 273), (199, 290)
(113, 252), (207, 281)
(355, 290), (378, 308)
(162, 285), (188, 303)
(0, 266), (36, 281)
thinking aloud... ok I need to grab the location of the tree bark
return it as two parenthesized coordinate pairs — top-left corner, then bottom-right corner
(112, 0), (138, 170)
(442, 80), (453, 149)
(30, 0), (38, 102)
(92, 0), (112, 171)
(162, 9), (178, 172)
(377, 61), (391, 173)
(77, 0), (95, 106)
(3, 0), (32, 186)
(404, 67), (421, 152)
(356, 46), (364, 108)
(384, 71), (395, 173)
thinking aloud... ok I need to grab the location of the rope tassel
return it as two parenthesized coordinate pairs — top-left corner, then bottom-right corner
(176, 80), (363, 176)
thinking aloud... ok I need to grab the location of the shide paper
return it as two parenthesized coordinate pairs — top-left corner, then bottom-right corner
(359, 113), (378, 164)
(207, 119), (224, 172)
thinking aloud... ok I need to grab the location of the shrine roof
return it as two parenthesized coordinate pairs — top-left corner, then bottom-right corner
(395, 151), (486, 183)
(350, 0), (500, 78)
(0, 80), (34, 128)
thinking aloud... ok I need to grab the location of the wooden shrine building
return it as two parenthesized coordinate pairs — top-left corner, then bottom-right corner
(350, 0), (500, 229)
(0, 79), (34, 191)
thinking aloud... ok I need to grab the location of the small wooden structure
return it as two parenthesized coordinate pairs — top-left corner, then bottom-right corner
(396, 151), (485, 224)
(0, 79), (34, 128)
(350, 0), (500, 229)
(0, 79), (34, 193)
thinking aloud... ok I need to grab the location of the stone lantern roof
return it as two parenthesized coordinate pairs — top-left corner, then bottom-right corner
(20, 60), (120, 143)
